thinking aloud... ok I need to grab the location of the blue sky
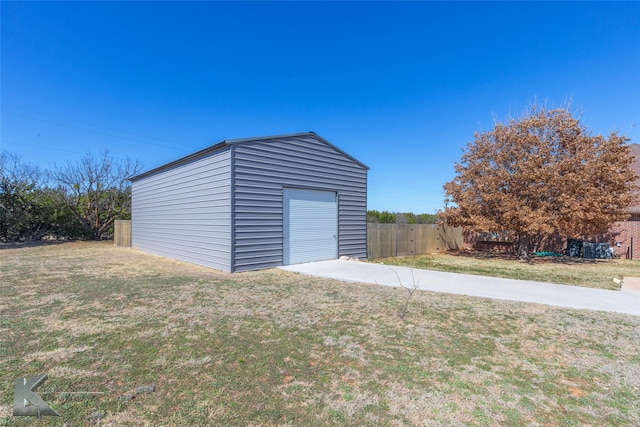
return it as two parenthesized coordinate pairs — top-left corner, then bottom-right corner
(2, 1), (639, 213)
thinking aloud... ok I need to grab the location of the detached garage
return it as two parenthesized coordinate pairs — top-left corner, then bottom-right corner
(130, 132), (368, 272)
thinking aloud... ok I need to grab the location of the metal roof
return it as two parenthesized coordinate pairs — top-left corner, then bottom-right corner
(129, 132), (369, 182)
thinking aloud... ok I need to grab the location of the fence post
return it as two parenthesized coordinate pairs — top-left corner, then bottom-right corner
(114, 220), (132, 247)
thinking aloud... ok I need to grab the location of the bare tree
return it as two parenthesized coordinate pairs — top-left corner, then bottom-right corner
(441, 104), (638, 259)
(49, 151), (142, 240)
(393, 268), (419, 320)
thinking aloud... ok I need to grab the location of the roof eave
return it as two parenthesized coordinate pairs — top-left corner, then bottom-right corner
(224, 131), (369, 170)
(129, 131), (370, 182)
(129, 141), (228, 181)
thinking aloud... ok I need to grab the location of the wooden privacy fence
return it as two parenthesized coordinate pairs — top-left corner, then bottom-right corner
(367, 223), (464, 259)
(113, 219), (462, 258)
(114, 220), (132, 247)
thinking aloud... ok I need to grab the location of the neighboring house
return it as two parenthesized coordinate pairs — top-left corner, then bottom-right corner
(129, 132), (369, 272)
(610, 143), (640, 259)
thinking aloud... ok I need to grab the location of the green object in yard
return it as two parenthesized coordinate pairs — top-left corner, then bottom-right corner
(534, 252), (562, 257)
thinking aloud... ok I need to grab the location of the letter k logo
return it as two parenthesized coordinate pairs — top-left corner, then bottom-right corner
(13, 374), (59, 417)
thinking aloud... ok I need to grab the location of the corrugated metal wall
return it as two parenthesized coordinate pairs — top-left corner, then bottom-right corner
(232, 134), (368, 272)
(131, 148), (232, 271)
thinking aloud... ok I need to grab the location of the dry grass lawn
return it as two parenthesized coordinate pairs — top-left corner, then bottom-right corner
(373, 251), (640, 290)
(1, 242), (639, 426)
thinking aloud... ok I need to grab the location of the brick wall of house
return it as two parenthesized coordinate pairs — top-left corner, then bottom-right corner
(611, 214), (640, 259)
(610, 144), (640, 260)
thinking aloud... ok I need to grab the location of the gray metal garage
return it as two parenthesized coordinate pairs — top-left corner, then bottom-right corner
(130, 132), (368, 272)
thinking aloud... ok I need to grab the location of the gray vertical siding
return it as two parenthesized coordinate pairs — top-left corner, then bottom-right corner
(131, 148), (232, 271)
(232, 134), (368, 272)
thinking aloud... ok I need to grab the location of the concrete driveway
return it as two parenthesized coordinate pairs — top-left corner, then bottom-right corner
(280, 259), (640, 316)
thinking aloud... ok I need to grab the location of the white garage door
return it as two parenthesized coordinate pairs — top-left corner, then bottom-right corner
(283, 189), (338, 265)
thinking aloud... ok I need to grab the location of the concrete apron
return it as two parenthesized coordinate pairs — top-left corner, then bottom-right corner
(622, 277), (640, 293)
(280, 260), (640, 316)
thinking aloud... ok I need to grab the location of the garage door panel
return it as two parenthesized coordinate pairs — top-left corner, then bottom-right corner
(284, 189), (337, 265)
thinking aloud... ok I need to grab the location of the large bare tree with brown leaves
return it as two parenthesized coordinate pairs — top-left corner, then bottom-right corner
(442, 105), (638, 259)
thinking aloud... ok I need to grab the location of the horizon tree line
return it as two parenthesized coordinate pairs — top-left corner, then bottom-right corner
(0, 150), (142, 242)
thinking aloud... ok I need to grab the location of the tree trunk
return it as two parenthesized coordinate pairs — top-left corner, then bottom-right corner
(516, 234), (531, 261)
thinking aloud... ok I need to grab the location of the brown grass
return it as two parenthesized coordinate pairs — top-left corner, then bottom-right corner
(0, 242), (639, 426)
(373, 250), (640, 289)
